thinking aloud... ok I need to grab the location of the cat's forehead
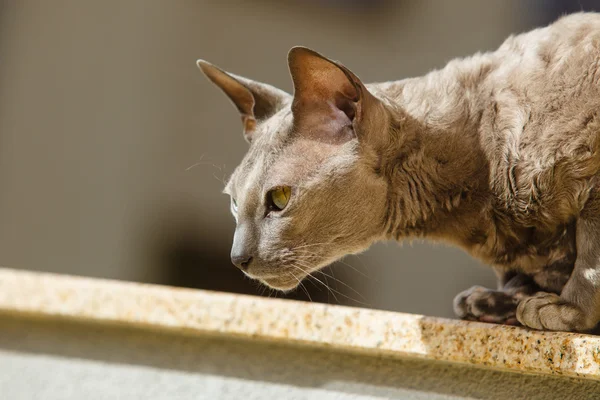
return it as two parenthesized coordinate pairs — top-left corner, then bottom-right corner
(252, 108), (294, 150)
(225, 105), (358, 199)
(225, 108), (294, 194)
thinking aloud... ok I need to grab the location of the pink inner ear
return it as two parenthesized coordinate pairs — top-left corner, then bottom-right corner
(292, 97), (355, 144)
(288, 47), (366, 143)
(335, 94), (356, 121)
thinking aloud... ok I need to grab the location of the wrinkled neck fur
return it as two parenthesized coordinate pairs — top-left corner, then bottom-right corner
(371, 53), (497, 241)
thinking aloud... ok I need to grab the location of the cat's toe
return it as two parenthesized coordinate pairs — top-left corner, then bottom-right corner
(516, 292), (590, 332)
(453, 285), (486, 319)
(453, 286), (518, 324)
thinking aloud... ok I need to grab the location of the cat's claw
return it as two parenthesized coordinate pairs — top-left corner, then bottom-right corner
(453, 285), (520, 325)
(516, 292), (592, 331)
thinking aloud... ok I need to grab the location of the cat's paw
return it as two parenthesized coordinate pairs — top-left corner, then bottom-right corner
(516, 292), (591, 332)
(453, 285), (519, 325)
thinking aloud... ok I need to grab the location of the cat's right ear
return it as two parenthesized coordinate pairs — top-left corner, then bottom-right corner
(196, 60), (290, 142)
(287, 47), (382, 145)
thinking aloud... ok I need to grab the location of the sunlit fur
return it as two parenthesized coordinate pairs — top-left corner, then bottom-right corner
(206, 13), (600, 331)
(224, 108), (389, 290)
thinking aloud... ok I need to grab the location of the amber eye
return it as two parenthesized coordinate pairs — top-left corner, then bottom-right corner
(267, 186), (291, 212)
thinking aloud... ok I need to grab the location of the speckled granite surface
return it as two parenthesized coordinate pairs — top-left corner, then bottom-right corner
(0, 268), (599, 380)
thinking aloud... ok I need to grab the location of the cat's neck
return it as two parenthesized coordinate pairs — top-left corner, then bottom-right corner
(371, 54), (494, 128)
(371, 53), (497, 242)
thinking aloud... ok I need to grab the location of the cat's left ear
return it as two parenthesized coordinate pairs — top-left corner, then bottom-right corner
(287, 47), (380, 144)
(197, 60), (290, 142)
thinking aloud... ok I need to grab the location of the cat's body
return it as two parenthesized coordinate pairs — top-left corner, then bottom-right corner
(370, 13), (600, 286)
(198, 13), (600, 332)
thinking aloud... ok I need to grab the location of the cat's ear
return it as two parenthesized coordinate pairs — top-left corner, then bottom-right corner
(197, 60), (290, 142)
(287, 47), (378, 144)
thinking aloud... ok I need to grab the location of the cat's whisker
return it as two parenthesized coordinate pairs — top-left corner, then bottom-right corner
(328, 266), (338, 292)
(278, 254), (369, 305)
(185, 161), (222, 171)
(185, 154), (227, 173)
(310, 271), (371, 306)
(305, 277), (324, 293)
(285, 255), (319, 261)
(336, 258), (372, 280)
(288, 251), (322, 259)
(315, 273), (340, 303)
(290, 260), (369, 306)
(286, 264), (333, 297)
(286, 262), (312, 276)
(212, 173), (227, 186)
(293, 266), (323, 292)
(292, 242), (329, 248)
(290, 271), (312, 302)
(298, 267), (368, 305)
(348, 254), (371, 275)
(314, 268), (368, 302)
(260, 283), (270, 297)
(184, 154), (206, 171)
(290, 242), (331, 251)
(289, 252), (372, 284)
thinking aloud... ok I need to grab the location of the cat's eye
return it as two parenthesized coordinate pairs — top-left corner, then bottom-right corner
(266, 186), (291, 212)
(231, 198), (238, 213)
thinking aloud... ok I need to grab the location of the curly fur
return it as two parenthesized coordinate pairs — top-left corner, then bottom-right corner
(199, 13), (600, 332)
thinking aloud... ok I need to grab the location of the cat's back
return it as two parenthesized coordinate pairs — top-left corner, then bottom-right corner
(483, 12), (600, 228)
(491, 12), (600, 117)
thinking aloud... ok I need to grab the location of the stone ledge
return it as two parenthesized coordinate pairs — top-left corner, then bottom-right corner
(0, 267), (598, 380)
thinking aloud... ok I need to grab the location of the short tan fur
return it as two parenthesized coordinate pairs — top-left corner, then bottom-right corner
(198, 13), (600, 332)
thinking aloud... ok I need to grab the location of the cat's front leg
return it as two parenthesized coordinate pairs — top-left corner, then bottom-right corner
(517, 209), (600, 332)
(453, 272), (540, 324)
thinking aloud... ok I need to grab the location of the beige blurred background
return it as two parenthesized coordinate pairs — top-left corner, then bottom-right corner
(0, 0), (595, 317)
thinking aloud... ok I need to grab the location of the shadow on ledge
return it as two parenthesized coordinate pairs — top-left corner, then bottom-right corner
(1, 316), (598, 400)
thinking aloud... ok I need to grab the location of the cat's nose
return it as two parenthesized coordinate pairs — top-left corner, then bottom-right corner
(231, 253), (253, 271)
(231, 224), (255, 271)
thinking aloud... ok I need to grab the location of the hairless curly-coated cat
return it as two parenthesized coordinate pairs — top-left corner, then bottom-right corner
(197, 13), (600, 332)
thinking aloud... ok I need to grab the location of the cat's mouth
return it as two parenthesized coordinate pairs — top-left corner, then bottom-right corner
(242, 255), (330, 292)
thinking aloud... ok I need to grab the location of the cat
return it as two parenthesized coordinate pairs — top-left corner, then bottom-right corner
(197, 12), (600, 333)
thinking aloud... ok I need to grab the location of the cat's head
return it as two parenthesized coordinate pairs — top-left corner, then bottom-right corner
(197, 47), (393, 291)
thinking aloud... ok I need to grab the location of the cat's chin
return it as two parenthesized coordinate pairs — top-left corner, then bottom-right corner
(259, 276), (300, 292)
